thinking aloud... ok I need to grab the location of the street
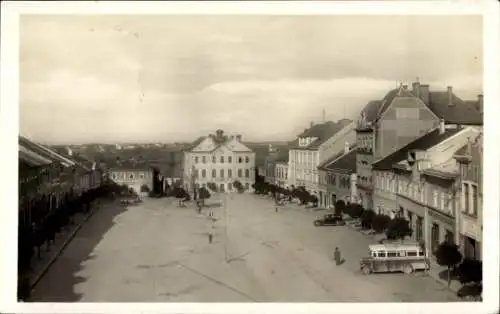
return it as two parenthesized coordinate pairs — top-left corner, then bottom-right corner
(29, 193), (459, 302)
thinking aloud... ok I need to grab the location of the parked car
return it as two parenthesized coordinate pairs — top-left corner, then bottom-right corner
(314, 214), (345, 226)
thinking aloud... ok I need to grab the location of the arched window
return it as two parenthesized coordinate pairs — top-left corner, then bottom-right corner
(245, 156), (250, 163)
(238, 169), (242, 177)
(212, 169), (216, 178)
(202, 169), (206, 178)
(245, 169), (250, 178)
(220, 156), (224, 163)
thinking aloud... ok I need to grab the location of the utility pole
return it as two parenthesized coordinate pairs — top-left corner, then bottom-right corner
(224, 192), (229, 262)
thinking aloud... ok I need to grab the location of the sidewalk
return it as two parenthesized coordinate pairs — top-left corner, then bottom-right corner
(25, 200), (111, 292)
(427, 259), (462, 294)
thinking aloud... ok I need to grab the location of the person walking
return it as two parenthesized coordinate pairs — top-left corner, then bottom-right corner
(275, 207), (278, 213)
(208, 231), (213, 244)
(334, 247), (342, 266)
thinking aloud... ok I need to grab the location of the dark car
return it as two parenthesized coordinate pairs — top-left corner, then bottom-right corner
(314, 214), (346, 226)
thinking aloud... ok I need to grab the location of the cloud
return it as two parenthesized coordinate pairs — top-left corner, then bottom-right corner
(19, 15), (483, 144)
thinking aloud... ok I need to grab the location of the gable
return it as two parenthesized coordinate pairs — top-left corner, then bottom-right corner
(192, 137), (217, 152)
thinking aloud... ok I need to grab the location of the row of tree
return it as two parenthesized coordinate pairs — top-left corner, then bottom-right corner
(252, 182), (320, 206)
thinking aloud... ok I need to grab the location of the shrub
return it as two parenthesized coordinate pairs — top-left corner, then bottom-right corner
(349, 204), (364, 218)
(335, 200), (346, 216)
(372, 214), (391, 233)
(140, 184), (150, 193)
(198, 187), (211, 201)
(207, 182), (217, 192)
(457, 258), (482, 285)
(310, 195), (319, 207)
(386, 217), (412, 241)
(360, 209), (376, 229)
(435, 242), (463, 287)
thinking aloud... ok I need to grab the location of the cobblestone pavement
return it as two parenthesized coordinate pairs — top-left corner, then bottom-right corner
(29, 193), (459, 302)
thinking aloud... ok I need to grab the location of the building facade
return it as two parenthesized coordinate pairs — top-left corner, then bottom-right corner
(287, 120), (352, 194)
(183, 133), (256, 193)
(318, 143), (358, 208)
(109, 162), (154, 194)
(275, 162), (289, 188)
(455, 136), (483, 260)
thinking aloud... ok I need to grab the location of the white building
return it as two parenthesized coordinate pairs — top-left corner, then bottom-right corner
(183, 132), (256, 193)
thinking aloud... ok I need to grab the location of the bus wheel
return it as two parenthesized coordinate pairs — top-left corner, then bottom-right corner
(361, 266), (371, 275)
(403, 264), (414, 274)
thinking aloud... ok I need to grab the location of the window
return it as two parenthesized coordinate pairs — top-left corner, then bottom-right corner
(194, 169), (199, 178)
(228, 156), (232, 163)
(202, 169), (206, 178)
(220, 169), (224, 178)
(471, 184), (478, 216)
(419, 251), (425, 256)
(245, 156), (250, 163)
(202, 156), (206, 164)
(445, 230), (454, 244)
(407, 251), (418, 257)
(238, 169), (242, 177)
(220, 156), (224, 163)
(464, 183), (470, 214)
(447, 193), (453, 213)
(212, 169), (216, 178)
(440, 192), (446, 211)
(212, 155), (216, 163)
(129, 173), (134, 179)
(398, 251), (406, 257)
(433, 190), (438, 208)
(195, 156), (199, 163)
(228, 169), (232, 178)
(387, 251), (398, 257)
(140, 173), (144, 179)
(377, 252), (386, 258)
(238, 157), (243, 163)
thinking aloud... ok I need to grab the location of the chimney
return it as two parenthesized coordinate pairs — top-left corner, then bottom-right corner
(439, 118), (445, 134)
(236, 134), (242, 142)
(420, 84), (430, 104)
(310, 121), (314, 128)
(447, 86), (454, 106)
(412, 80), (421, 97)
(477, 94), (483, 113)
(344, 141), (350, 154)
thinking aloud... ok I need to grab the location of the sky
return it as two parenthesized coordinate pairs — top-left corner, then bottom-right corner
(20, 15), (483, 144)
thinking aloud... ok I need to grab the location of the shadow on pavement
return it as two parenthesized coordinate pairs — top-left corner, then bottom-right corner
(29, 201), (128, 302)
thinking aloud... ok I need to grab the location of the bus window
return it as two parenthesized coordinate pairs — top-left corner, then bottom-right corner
(418, 251), (425, 256)
(387, 251), (398, 257)
(398, 251), (406, 257)
(371, 251), (377, 258)
(377, 252), (386, 258)
(407, 251), (418, 257)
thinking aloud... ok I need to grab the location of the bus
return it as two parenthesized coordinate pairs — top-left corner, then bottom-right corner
(360, 243), (430, 275)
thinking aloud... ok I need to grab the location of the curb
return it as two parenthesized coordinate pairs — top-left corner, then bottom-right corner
(28, 203), (102, 292)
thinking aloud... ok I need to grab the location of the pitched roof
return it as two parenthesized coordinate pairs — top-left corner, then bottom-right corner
(372, 127), (464, 171)
(294, 120), (352, 150)
(19, 136), (76, 167)
(19, 145), (53, 167)
(426, 92), (483, 125)
(109, 160), (152, 171)
(324, 147), (358, 173)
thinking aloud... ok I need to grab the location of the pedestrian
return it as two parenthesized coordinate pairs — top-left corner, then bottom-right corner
(208, 231), (213, 244)
(334, 247), (341, 266)
(275, 207), (278, 213)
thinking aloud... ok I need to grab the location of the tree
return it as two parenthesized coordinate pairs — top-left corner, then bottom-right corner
(198, 187), (211, 208)
(435, 242), (463, 287)
(310, 195), (319, 207)
(371, 214), (391, 233)
(173, 187), (189, 207)
(207, 182), (217, 192)
(334, 200), (346, 216)
(140, 184), (150, 193)
(385, 217), (413, 241)
(457, 258), (482, 285)
(360, 209), (376, 229)
(233, 180), (245, 193)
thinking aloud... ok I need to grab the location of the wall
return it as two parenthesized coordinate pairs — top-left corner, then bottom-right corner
(110, 169), (153, 194)
(375, 97), (439, 160)
(372, 170), (397, 215)
(318, 121), (357, 163)
(288, 149), (319, 193)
